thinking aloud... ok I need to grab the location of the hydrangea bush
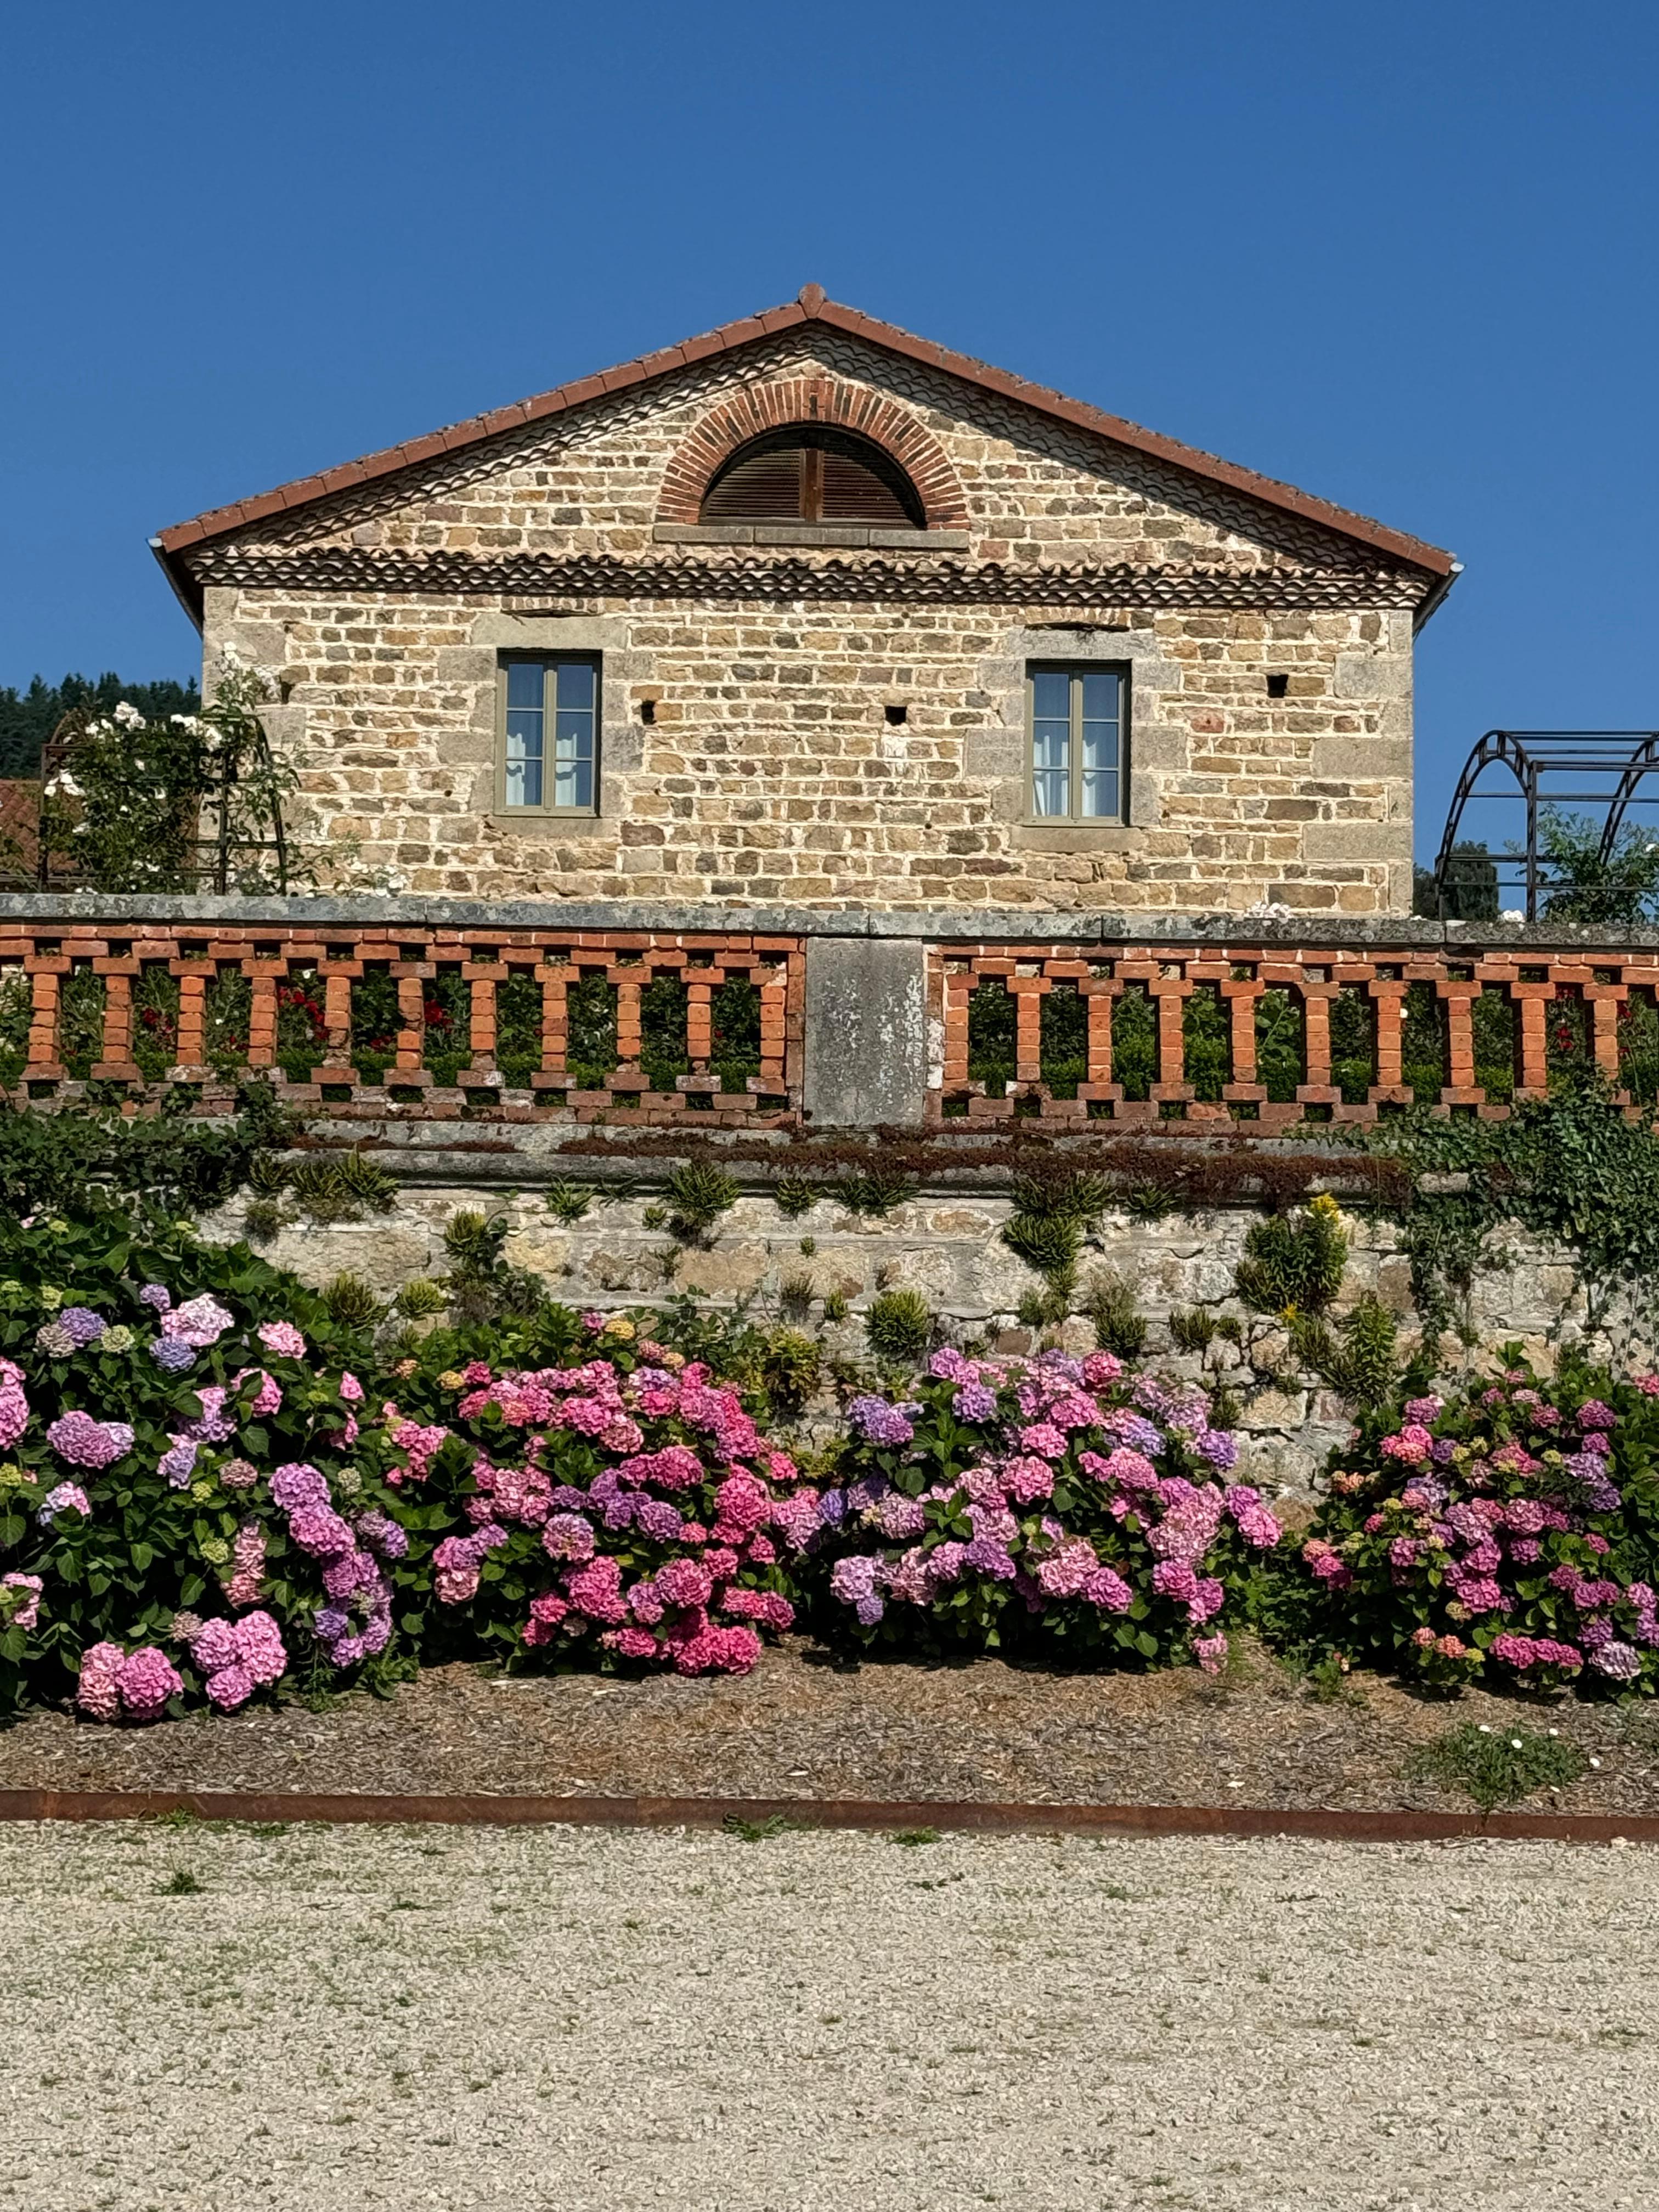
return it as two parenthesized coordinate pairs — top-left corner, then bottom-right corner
(0, 1210), (391, 1719)
(355, 1311), (816, 1677)
(1302, 1351), (1659, 1692)
(816, 1347), (1282, 1672)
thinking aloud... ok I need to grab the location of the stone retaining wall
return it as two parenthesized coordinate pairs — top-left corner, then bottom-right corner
(200, 1174), (1639, 1496)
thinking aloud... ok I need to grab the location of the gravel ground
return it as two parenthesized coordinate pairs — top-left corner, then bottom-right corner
(1, 1821), (1655, 2212)
(3, 1643), (1657, 1815)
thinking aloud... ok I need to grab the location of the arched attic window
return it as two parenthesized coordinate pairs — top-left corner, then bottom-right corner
(699, 425), (926, 527)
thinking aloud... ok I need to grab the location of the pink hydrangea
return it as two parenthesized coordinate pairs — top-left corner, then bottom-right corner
(0, 1359), (27, 1449)
(232, 1369), (283, 1418)
(1193, 1632), (1229, 1675)
(1379, 1424), (1434, 1465)
(256, 1321), (307, 1359)
(160, 1295), (235, 1348)
(1, 1573), (42, 1630)
(223, 1521), (266, 1607)
(75, 1641), (125, 1720)
(47, 1411), (133, 1468)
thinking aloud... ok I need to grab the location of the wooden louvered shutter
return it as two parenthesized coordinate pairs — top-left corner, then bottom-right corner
(701, 446), (806, 520)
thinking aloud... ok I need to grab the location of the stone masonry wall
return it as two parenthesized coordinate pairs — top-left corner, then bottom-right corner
(200, 1178), (1641, 1498)
(191, 328), (1420, 916)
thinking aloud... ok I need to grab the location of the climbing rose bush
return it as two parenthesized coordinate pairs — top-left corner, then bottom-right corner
(359, 1313), (815, 1676)
(816, 1346), (1279, 1672)
(1304, 1352), (1659, 1691)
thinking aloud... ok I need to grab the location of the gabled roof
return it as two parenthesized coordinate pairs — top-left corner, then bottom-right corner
(153, 285), (1456, 601)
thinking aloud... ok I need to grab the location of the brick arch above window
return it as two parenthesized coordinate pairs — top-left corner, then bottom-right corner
(657, 377), (969, 529)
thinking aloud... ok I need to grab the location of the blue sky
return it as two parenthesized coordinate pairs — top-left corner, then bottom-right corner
(3, 0), (1656, 857)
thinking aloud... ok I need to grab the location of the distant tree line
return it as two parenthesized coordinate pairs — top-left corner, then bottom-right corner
(0, 673), (201, 779)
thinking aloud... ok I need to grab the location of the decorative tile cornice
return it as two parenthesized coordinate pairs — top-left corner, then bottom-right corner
(184, 544), (1429, 610)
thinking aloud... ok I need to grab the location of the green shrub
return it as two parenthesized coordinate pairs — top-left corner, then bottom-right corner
(394, 1278), (449, 1318)
(864, 1289), (933, 1364)
(1169, 1307), (1215, 1353)
(544, 1178), (593, 1224)
(1235, 1194), (1348, 1318)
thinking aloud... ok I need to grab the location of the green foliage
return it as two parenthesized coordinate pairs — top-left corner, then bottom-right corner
(664, 1161), (740, 1238)
(58, 967), (107, 1080)
(242, 1199), (284, 1243)
(286, 1152), (398, 1224)
(639, 975), (690, 1095)
(1326, 986), (1370, 1108)
(772, 1174), (825, 1218)
(0, 671), (200, 779)
(544, 1178), (593, 1224)
(822, 1290), (849, 1324)
(1235, 1195), (1349, 1319)
(1110, 984), (1157, 1103)
(1286, 1293), (1400, 1409)
(1618, 989), (1659, 1104)
(0, 970), (31, 1088)
(492, 970), (544, 1088)
(0, 1081), (294, 1223)
(864, 1289), (933, 1365)
(1362, 1083), (1659, 1334)
(709, 978), (761, 1094)
(421, 970), (472, 1088)
(1085, 1270), (1146, 1359)
(1401, 981), (1445, 1105)
(275, 967), (328, 1084)
(1412, 842), (1499, 921)
(1169, 1307), (1215, 1354)
(131, 965), (182, 1082)
(1528, 807), (1659, 927)
(1181, 984), (1229, 1103)
(1408, 1723), (1587, 1813)
(319, 1272), (381, 1327)
(966, 978), (1016, 1097)
(834, 1168), (913, 1217)
(1039, 983), (1088, 1099)
(1002, 1211), (1081, 1276)
(394, 1278), (449, 1318)
(348, 968), (402, 1085)
(1472, 987), (1516, 1103)
(564, 974), (618, 1090)
(1256, 986), (1307, 1105)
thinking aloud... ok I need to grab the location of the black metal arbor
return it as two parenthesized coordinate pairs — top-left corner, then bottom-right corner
(1431, 729), (1659, 921)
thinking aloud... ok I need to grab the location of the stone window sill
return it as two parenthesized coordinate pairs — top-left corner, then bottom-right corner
(1009, 822), (1144, 853)
(488, 813), (607, 837)
(653, 522), (969, 552)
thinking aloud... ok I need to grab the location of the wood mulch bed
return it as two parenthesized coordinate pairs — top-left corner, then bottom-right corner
(2, 1640), (1658, 1815)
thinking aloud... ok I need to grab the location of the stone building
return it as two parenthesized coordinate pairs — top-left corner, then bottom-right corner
(153, 287), (1455, 917)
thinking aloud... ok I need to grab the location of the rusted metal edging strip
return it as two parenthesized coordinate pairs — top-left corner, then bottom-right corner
(1, 1788), (1656, 1846)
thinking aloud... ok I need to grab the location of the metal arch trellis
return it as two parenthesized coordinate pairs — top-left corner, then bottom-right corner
(1432, 729), (1659, 920)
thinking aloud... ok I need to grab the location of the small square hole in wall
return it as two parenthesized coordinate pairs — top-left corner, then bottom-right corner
(1266, 673), (1290, 698)
(884, 703), (908, 726)
(640, 698), (657, 725)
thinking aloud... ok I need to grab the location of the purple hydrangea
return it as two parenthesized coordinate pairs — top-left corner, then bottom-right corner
(269, 1462), (330, 1512)
(138, 1284), (172, 1313)
(149, 1338), (196, 1374)
(830, 1554), (886, 1626)
(58, 1307), (105, 1348)
(37, 1481), (91, 1526)
(158, 1437), (198, 1490)
(1194, 1428), (1238, 1471)
(848, 1395), (916, 1447)
(1590, 1639), (1643, 1680)
(952, 1384), (998, 1423)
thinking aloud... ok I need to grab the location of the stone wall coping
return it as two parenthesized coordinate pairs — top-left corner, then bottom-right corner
(3, 890), (1659, 954)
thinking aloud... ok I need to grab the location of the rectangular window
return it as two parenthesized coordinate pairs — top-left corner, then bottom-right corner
(499, 655), (599, 814)
(1026, 663), (1126, 822)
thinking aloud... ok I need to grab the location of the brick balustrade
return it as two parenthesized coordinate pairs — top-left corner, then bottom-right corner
(0, 921), (804, 1126)
(3, 906), (1657, 1131)
(932, 941), (1659, 1125)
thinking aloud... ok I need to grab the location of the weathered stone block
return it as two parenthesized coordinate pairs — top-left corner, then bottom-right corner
(803, 937), (929, 1127)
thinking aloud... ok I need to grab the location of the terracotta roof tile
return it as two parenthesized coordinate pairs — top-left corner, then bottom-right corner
(153, 285), (1455, 598)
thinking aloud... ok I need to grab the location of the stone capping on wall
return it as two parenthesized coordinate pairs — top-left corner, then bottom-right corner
(2, 891), (1658, 955)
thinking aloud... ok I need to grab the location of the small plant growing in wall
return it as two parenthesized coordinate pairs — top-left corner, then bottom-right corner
(320, 1272), (382, 1328)
(1235, 1193), (1348, 1318)
(1085, 1270), (1147, 1360)
(1169, 1307), (1216, 1355)
(773, 1174), (825, 1218)
(544, 1177), (594, 1224)
(834, 1169), (913, 1218)
(394, 1278), (449, 1318)
(864, 1288), (934, 1365)
(664, 1161), (740, 1240)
